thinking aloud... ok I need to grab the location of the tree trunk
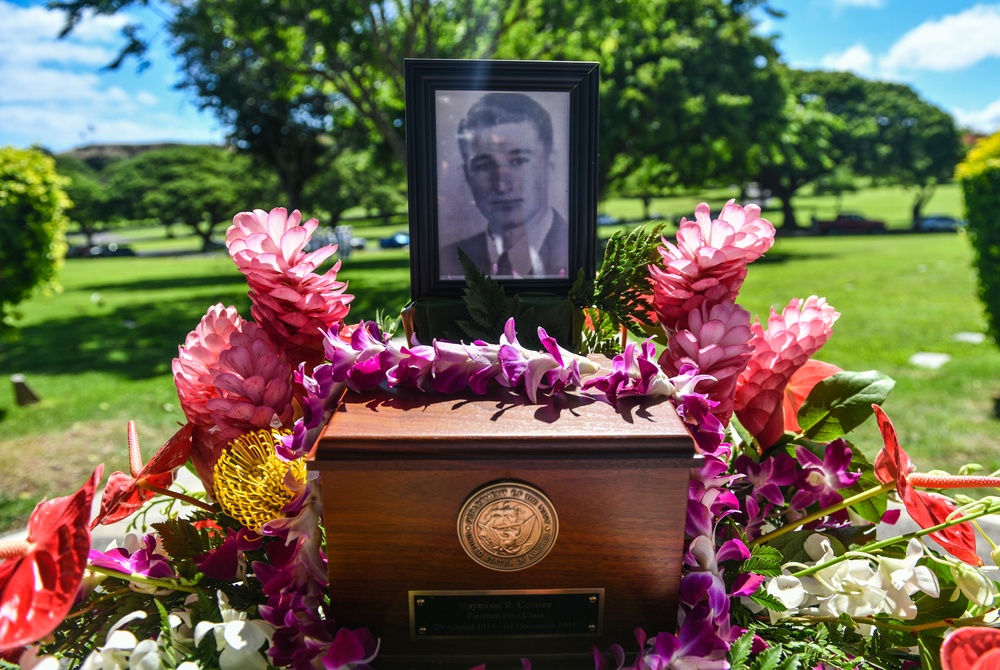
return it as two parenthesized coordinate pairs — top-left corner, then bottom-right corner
(192, 221), (217, 253)
(641, 196), (651, 220)
(911, 184), (935, 227)
(778, 193), (798, 230)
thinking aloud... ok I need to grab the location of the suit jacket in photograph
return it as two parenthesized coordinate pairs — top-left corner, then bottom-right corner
(439, 209), (568, 279)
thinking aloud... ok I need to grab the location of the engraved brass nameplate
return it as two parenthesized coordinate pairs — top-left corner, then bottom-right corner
(409, 589), (603, 639)
(457, 481), (558, 571)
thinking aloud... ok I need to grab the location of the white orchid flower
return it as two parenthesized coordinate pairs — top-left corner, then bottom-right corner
(127, 639), (163, 670)
(952, 561), (1000, 608)
(765, 575), (807, 623)
(876, 538), (940, 619)
(194, 591), (274, 670)
(80, 611), (148, 670)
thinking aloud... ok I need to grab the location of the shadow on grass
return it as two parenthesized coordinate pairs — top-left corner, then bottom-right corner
(339, 253), (412, 272)
(0, 295), (252, 380)
(79, 271), (249, 293)
(754, 247), (835, 265)
(345, 280), (412, 321)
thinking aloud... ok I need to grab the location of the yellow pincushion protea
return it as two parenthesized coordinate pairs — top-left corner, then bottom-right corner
(213, 429), (306, 533)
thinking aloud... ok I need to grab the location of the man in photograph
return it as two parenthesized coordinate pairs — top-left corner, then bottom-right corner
(439, 92), (568, 279)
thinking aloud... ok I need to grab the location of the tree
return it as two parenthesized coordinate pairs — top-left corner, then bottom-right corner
(54, 155), (110, 247)
(789, 69), (962, 224)
(56, 0), (786, 198)
(0, 147), (70, 330)
(169, 3), (365, 208)
(526, 0), (787, 196)
(752, 92), (845, 230)
(104, 145), (279, 251)
(301, 148), (406, 226)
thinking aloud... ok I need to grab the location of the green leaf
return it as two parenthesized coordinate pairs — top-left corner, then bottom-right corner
(910, 588), (969, 626)
(917, 631), (945, 670)
(798, 370), (895, 441)
(751, 644), (782, 670)
(728, 630), (755, 669)
(742, 544), (783, 577)
(748, 589), (786, 613)
(777, 656), (802, 670)
(590, 222), (668, 330)
(458, 247), (512, 342)
(152, 517), (214, 561)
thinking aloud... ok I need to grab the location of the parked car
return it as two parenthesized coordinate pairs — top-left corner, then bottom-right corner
(379, 232), (410, 249)
(915, 215), (964, 232)
(66, 242), (137, 258)
(813, 213), (886, 235)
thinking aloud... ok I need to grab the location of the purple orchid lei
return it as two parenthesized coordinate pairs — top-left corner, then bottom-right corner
(273, 297), (875, 667)
(281, 316), (754, 668)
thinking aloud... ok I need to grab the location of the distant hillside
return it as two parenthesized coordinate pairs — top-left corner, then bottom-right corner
(59, 143), (221, 171)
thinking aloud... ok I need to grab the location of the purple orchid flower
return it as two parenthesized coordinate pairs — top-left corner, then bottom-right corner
(281, 362), (341, 460)
(789, 439), (862, 511)
(496, 319), (599, 402)
(428, 340), (501, 395)
(193, 527), (263, 581)
(734, 451), (798, 506)
(385, 339), (435, 390)
(88, 533), (174, 581)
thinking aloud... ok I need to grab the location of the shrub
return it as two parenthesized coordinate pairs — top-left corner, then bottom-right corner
(958, 131), (1000, 341)
(0, 147), (70, 330)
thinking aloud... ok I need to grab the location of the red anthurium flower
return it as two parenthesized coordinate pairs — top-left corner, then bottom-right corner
(941, 627), (1000, 670)
(782, 359), (842, 433)
(872, 405), (982, 566)
(0, 466), (102, 653)
(92, 422), (193, 528)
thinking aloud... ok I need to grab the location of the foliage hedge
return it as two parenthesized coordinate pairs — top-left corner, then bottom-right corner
(0, 147), (70, 331)
(958, 130), (1000, 342)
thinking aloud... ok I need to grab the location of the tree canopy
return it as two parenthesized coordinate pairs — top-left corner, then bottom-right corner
(103, 145), (279, 250)
(789, 69), (961, 224)
(55, 0), (785, 201)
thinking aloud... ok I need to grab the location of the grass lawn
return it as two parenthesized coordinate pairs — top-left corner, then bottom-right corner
(1, 188), (994, 533)
(602, 181), (963, 229)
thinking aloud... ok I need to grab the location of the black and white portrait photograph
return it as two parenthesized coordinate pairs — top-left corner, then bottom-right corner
(435, 90), (571, 281)
(404, 59), (599, 300)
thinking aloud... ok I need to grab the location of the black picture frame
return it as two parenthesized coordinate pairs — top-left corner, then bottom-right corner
(405, 58), (599, 300)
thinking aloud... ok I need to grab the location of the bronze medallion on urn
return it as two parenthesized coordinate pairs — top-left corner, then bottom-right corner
(457, 482), (559, 572)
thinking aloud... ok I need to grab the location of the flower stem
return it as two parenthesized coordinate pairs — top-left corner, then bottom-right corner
(791, 499), (1000, 578)
(67, 586), (132, 618)
(87, 564), (202, 593)
(749, 481), (897, 548)
(138, 481), (216, 513)
(781, 614), (988, 634)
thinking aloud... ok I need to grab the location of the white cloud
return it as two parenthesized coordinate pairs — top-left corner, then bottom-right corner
(820, 44), (875, 76)
(880, 5), (1000, 73)
(954, 99), (1000, 134)
(0, 0), (219, 152)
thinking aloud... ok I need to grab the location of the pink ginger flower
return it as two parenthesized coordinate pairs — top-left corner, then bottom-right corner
(658, 300), (754, 425)
(734, 296), (840, 448)
(649, 200), (774, 332)
(227, 207), (354, 372)
(171, 304), (242, 428)
(172, 305), (294, 491)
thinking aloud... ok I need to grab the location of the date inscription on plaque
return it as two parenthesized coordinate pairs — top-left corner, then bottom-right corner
(409, 589), (603, 639)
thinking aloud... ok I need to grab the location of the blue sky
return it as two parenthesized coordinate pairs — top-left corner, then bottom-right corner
(2, 0), (999, 153)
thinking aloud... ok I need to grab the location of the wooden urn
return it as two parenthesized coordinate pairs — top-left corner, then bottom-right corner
(308, 375), (700, 667)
